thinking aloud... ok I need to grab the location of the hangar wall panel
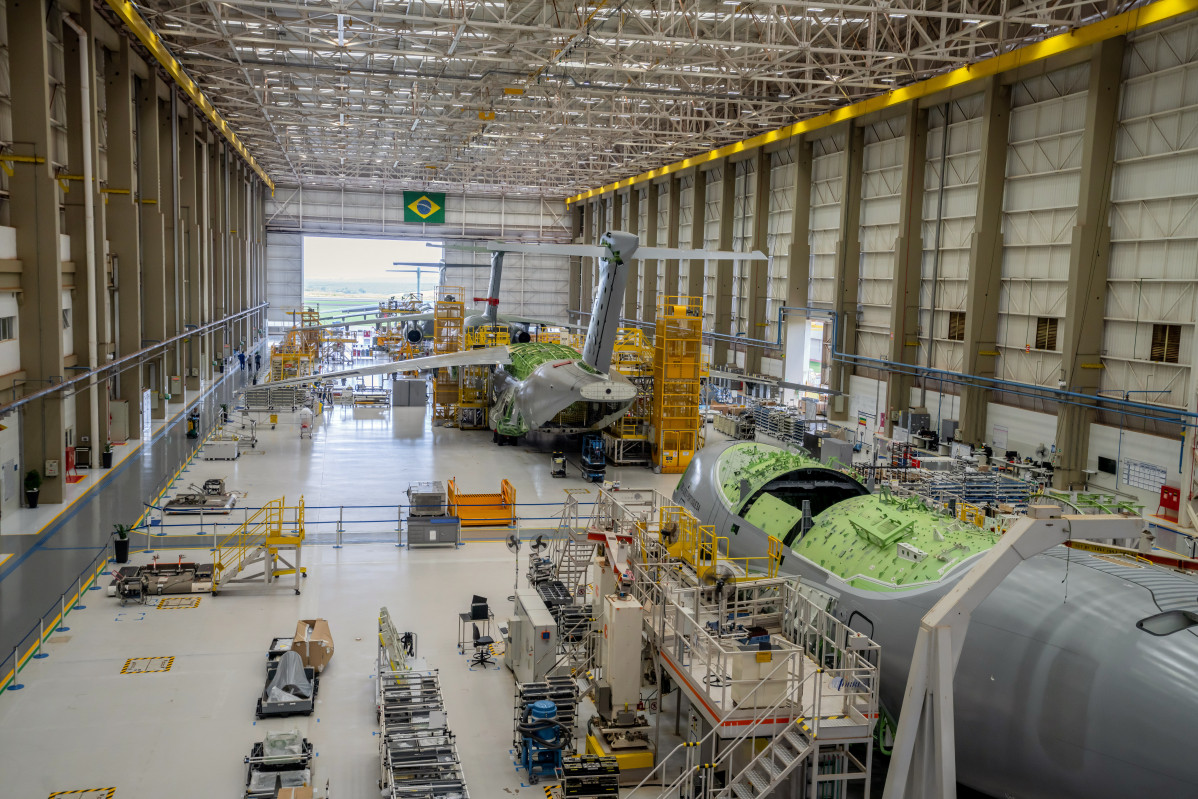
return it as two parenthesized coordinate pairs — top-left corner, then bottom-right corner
(701, 164), (724, 359)
(808, 132), (845, 310)
(656, 180), (672, 303)
(856, 114), (907, 363)
(764, 148), (796, 378)
(996, 63), (1089, 388)
(921, 96), (983, 375)
(1102, 16), (1198, 409)
(731, 158), (755, 357)
(676, 175), (695, 300)
(265, 232), (302, 324)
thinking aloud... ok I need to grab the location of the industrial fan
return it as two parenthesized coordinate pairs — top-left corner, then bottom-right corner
(659, 521), (681, 548)
(506, 533), (521, 601)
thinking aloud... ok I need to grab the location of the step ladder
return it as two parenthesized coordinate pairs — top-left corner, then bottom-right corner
(716, 718), (813, 799)
(553, 526), (595, 598)
(213, 497), (306, 595)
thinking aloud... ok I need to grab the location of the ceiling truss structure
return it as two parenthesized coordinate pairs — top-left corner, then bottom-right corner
(129, 0), (1147, 196)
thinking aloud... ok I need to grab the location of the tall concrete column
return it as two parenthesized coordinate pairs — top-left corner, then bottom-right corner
(160, 88), (182, 386)
(63, 9), (105, 460)
(8, 0), (67, 502)
(746, 149), (772, 374)
(713, 162), (736, 366)
(664, 176), (681, 300)
(624, 188), (639, 321)
(686, 168), (707, 299)
(209, 139), (226, 368)
(104, 38), (145, 439)
(886, 105), (929, 434)
(641, 181), (660, 324)
(1054, 37), (1127, 489)
(137, 75), (168, 419)
(827, 124), (864, 420)
(958, 77), (1012, 446)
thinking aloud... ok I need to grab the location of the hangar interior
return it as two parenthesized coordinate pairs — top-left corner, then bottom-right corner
(1, 2), (1198, 799)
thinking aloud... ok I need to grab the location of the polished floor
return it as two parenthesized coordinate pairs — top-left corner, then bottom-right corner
(0, 392), (684, 799)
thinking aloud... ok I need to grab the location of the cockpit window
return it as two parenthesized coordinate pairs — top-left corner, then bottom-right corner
(1136, 609), (1198, 636)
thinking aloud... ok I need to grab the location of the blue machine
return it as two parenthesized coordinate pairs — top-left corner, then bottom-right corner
(581, 434), (606, 482)
(519, 699), (565, 784)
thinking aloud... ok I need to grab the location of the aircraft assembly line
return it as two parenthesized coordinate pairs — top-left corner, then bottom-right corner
(5, 3), (1198, 799)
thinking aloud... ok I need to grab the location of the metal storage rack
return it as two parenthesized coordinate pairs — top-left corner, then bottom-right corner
(376, 628), (469, 797)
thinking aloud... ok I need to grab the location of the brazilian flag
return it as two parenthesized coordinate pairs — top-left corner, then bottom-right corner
(404, 191), (446, 224)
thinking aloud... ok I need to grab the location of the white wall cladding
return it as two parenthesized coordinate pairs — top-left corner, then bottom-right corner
(636, 186), (649, 314)
(808, 132), (845, 309)
(920, 96), (982, 373)
(266, 232), (302, 324)
(764, 148), (796, 378)
(1102, 16), (1198, 409)
(856, 114), (907, 363)
(676, 174), (695, 297)
(997, 63), (1089, 388)
(701, 164), (724, 347)
(731, 158), (755, 347)
(655, 180), (671, 302)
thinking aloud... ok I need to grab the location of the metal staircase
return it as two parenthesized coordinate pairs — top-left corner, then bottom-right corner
(718, 718), (813, 799)
(213, 497), (306, 594)
(550, 491), (596, 597)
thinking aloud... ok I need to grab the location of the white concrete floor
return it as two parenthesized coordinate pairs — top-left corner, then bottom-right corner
(0, 400), (685, 799)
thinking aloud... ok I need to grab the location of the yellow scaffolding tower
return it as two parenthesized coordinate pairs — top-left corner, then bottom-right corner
(604, 327), (654, 465)
(652, 296), (704, 473)
(433, 286), (464, 426)
(459, 325), (509, 429)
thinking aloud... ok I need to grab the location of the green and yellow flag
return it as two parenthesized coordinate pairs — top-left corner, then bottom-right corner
(404, 191), (446, 224)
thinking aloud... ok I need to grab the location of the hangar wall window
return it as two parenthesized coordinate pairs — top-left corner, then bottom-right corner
(947, 312), (966, 342)
(1150, 323), (1181, 364)
(61, 309), (71, 330)
(1035, 317), (1058, 351)
(0, 316), (13, 340)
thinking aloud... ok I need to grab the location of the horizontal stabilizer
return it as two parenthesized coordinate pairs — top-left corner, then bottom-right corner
(470, 240), (768, 262)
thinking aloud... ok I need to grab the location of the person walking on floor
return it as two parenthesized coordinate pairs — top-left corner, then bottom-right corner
(237, 350), (246, 371)
(255, 351), (262, 372)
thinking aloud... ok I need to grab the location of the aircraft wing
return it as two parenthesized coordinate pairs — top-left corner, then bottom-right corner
(292, 310), (485, 333)
(472, 240), (767, 262)
(497, 313), (587, 331)
(251, 347), (513, 389)
(637, 246), (768, 261)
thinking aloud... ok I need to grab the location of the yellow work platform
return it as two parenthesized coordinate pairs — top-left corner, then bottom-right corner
(448, 478), (515, 527)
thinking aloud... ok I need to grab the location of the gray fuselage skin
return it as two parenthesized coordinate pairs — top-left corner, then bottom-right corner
(673, 442), (1198, 799)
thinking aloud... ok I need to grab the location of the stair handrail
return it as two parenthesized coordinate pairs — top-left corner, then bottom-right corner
(625, 653), (818, 798)
(213, 497), (284, 583)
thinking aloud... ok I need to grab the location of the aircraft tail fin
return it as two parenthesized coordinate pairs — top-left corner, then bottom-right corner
(580, 231), (639, 373)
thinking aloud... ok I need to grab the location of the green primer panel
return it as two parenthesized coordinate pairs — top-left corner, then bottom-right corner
(715, 442), (825, 512)
(794, 494), (1001, 593)
(743, 493), (804, 538)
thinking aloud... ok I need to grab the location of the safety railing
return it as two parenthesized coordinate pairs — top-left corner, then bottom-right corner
(137, 498), (599, 550)
(654, 504), (782, 580)
(0, 546), (110, 697)
(213, 496), (305, 588)
(625, 652), (820, 798)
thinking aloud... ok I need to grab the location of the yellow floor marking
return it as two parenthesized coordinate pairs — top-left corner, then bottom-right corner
(121, 656), (175, 675)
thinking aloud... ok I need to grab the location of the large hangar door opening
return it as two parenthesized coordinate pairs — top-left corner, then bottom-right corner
(303, 236), (444, 313)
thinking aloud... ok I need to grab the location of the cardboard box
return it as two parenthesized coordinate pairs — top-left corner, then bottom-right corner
(277, 788), (313, 799)
(291, 618), (334, 673)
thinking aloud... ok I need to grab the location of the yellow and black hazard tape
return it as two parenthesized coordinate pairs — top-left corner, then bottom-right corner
(48, 789), (116, 799)
(157, 597), (201, 610)
(121, 656), (175, 675)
